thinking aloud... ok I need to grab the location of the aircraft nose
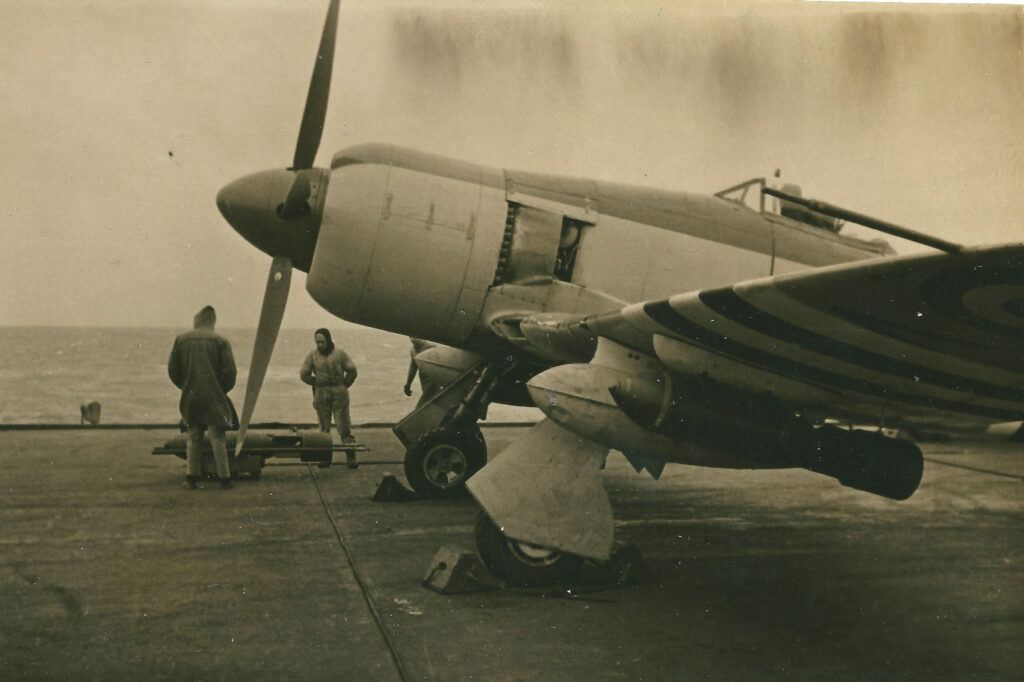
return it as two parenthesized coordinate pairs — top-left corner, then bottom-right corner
(216, 168), (327, 272)
(215, 176), (255, 227)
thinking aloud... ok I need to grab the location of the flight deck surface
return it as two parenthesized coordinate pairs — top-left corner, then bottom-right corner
(1, 425), (1020, 680)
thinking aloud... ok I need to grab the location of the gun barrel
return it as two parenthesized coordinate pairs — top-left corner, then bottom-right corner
(763, 187), (963, 255)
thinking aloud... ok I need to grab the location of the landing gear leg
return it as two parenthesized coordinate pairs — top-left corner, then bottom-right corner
(400, 360), (514, 498)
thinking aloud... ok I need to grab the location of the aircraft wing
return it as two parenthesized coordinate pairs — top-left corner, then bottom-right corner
(582, 242), (1024, 428)
(472, 243), (1024, 562)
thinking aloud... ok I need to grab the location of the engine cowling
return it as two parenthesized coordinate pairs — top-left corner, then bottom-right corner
(306, 145), (510, 346)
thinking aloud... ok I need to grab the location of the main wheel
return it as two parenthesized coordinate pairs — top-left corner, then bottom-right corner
(474, 511), (584, 587)
(404, 426), (487, 499)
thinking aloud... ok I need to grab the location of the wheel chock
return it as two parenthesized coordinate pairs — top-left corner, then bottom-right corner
(371, 473), (419, 502)
(422, 546), (500, 594)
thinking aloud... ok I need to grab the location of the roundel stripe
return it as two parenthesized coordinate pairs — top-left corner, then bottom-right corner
(641, 300), (1024, 423)
(697, 287), (1024, 407)
(737, 285), (1014, 387)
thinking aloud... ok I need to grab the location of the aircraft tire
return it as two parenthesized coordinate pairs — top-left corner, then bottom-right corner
(403, 426), (486, 499)
(474, 510), (585, 588)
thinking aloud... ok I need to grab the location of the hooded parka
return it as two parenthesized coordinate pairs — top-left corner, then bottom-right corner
(167, 306), (237, 429)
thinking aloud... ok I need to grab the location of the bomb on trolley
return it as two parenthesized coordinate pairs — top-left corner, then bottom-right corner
(152, 430), (368, 480)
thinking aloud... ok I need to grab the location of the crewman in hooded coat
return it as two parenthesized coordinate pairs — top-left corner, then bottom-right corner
(301, 328), (358, 467)
(168, 305), (237, 489)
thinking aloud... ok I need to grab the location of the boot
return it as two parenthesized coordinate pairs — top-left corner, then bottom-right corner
(218, 477), (233, 489)
(183, 475), (200, 490)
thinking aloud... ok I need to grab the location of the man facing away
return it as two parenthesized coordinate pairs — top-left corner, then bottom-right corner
(300, 328), (359, 467)
(167, 305), (237, 489)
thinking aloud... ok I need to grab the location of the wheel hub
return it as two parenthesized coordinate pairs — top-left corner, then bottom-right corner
(506, 538), (564, 567)
(423, 444), (468, 486)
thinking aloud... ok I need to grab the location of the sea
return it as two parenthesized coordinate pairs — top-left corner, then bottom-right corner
(0, 326), (538, 425)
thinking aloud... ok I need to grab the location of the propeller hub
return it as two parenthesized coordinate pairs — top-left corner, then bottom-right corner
(216, 168), (328, 272)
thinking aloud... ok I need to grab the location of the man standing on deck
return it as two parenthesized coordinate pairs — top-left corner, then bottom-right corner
(167, 305), (237, 489)
(301, 328), (359, 468)
(403, 337), (439, 408)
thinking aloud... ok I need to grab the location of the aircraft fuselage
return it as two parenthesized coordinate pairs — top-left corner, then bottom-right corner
(303, 143), (890, 353)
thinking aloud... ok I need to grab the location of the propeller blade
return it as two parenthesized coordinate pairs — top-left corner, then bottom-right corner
(278, 171), (312, 219)
(236, 256), (293, 451)
(292, 0), (341, 170)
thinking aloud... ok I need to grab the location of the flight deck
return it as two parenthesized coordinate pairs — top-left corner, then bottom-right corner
(1, 425), (1020, 680)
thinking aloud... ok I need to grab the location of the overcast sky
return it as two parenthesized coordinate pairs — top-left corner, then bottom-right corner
(1, 0), (1021, 328)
